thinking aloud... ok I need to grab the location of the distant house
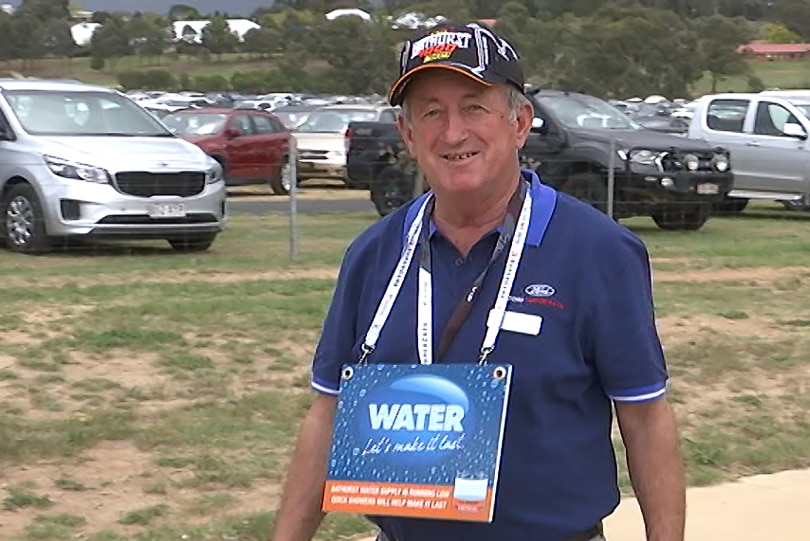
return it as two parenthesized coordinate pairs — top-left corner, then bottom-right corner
(71, 22), (102, 47)
(172, 19), (260, 44)
(325, 8), (371, 22)
(737, 41), (810, 61)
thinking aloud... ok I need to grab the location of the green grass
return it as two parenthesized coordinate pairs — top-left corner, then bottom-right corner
(0, 207), (808, 540)
(691, 60), (810, 95)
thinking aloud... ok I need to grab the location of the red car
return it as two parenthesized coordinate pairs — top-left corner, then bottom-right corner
(162, 108), (292, 194)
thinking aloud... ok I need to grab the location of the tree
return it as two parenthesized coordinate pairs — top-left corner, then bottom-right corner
(763, 22), (802, 43)
(15, 0), (69, 21)
(200, 17), (239, 58)
(771, 0), (810, 41)
(312, 16), (399, 94)
(89, 15), (132, 70)
(40, 18), (75, 58)
(125, 15), (171, 61)
(242, 27), (283, 57)
(555, 5), (704, 98)
(168, 3), (201, 20)
(693, 15), (755, 93)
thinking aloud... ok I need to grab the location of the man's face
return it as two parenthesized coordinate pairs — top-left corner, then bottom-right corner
(397, 69), (532, 196)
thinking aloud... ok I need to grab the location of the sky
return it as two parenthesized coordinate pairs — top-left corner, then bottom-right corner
(3, 1), (280, 16)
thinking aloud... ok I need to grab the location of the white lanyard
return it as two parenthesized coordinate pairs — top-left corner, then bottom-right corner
(359, 188), (533, 365)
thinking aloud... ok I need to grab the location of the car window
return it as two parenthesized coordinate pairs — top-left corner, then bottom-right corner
(252, 114), (278, 134)
(162, 112), (228, 136)
(753, 101), (800, 137)
(232, 114), (254, 135)
(379, 110), (397, 123)
(297, 109), (378, 133)
(537, 94), (641, 130)
(706, 99), (748, 133)
(5, 90), (171, 136)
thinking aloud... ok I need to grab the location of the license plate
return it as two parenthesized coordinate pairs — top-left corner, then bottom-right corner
(697, 183), (719, 195)
(148, 203), (186, 218)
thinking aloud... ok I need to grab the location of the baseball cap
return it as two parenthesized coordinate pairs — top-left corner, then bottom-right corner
(388, 22), (525, 107)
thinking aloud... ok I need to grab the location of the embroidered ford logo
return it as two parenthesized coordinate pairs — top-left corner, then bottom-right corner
(524, 284), (555, 298)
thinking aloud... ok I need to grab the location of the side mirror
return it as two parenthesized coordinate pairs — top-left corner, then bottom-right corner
(783, 123), (808, 140)
(530, 117), (546, 133)
(224, 127), (242, 139)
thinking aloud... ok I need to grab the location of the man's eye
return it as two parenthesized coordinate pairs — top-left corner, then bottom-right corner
(466, 104), (487, 112)
(422, 110), (439, 118)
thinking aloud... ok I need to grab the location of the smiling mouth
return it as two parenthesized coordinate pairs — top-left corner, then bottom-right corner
(442, 151), (480, 162)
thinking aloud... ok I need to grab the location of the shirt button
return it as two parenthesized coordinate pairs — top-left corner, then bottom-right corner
(455, 258), (465, 267)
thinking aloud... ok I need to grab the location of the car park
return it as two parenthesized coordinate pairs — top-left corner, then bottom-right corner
(0, 79), (227, 254)
(162, 107), (292, 194)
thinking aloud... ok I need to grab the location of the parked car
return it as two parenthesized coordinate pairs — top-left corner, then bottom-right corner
(688, 92), (810, 213)
(0, 79), (227, 254)
(293, 104), (398, 188)
(347, 88), (733, 230)
(271, 104), (323, 130)
(161, 108), (292, 195)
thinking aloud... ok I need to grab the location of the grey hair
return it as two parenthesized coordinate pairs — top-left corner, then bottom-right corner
(399, 85), (531, 123)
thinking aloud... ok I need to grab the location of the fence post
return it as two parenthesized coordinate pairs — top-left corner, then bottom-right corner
(289, 136), (299, 263)
(607, 138), (616, 220)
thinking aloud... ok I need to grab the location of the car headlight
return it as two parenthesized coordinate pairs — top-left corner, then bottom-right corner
(712, 153), (730, 172)
(629, 149), (659, 166)
(683, 154), (700, 171)
(206, 164), (224, 184)
(44, 155), (109, 183)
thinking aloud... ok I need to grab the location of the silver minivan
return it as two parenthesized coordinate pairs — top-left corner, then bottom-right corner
(0, 79), (227, 254)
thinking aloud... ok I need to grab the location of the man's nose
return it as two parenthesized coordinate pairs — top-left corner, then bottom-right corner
(439, 109), (469, 145)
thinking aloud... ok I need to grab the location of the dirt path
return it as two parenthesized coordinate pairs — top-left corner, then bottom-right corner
(605, 468), (810, 540)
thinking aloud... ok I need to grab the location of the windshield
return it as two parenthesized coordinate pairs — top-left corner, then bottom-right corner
(296, 109), (377, 133)
(539, 94), (642, 130)
(793, 104), (810, 120)
(162, 112), (228, 136)
(5, 90), (172, 136)
(274, 110), (313, 129)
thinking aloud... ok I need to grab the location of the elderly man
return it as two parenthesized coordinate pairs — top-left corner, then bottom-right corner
(271, 22), (685, 541)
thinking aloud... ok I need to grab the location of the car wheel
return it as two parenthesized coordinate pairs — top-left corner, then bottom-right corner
(2, 183), (52, 254)
(167, 233), (217, 252)
(562, 172), (608, 212)
(713, 197), (748, 215)
(651, 203), (711, 231)
(371, 166), (417, 217)
(781, 200), (810, 211)
(269, 159), (292, 196)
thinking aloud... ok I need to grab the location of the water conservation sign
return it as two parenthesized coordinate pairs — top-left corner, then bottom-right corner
(323, 363), (512, 522)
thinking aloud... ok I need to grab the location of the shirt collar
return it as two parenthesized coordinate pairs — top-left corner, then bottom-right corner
(402, 169), (558, 247)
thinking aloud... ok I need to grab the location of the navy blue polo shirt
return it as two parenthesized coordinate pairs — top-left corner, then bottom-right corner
(311, 170), (667, 541)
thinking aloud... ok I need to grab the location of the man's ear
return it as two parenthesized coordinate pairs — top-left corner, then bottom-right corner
(515, 102), (534, 148)
(397, 113), (415, 156)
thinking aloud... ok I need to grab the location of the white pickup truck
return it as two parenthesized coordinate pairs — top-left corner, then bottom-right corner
(688, 91), (810, 212)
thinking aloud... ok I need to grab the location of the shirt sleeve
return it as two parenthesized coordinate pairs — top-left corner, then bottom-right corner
(310, 239), (366, 395)
(584, 229), (668, 403)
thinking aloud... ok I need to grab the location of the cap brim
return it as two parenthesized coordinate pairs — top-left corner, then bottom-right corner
(388, 64), (493, 107)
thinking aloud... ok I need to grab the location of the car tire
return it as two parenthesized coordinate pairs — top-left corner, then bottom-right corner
(371, 166), (417, 217)
(562, 172), (608, 212)
(269, 159), (292, 196)
(713, 197), (748, 215)
(651, 203), (711, 231)
(167, 233), (217, 252)
(781, 200), (810, 211)
(1, 183), (53, 254)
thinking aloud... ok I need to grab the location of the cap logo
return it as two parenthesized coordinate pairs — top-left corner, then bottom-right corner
(410, 31), (472, 63)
